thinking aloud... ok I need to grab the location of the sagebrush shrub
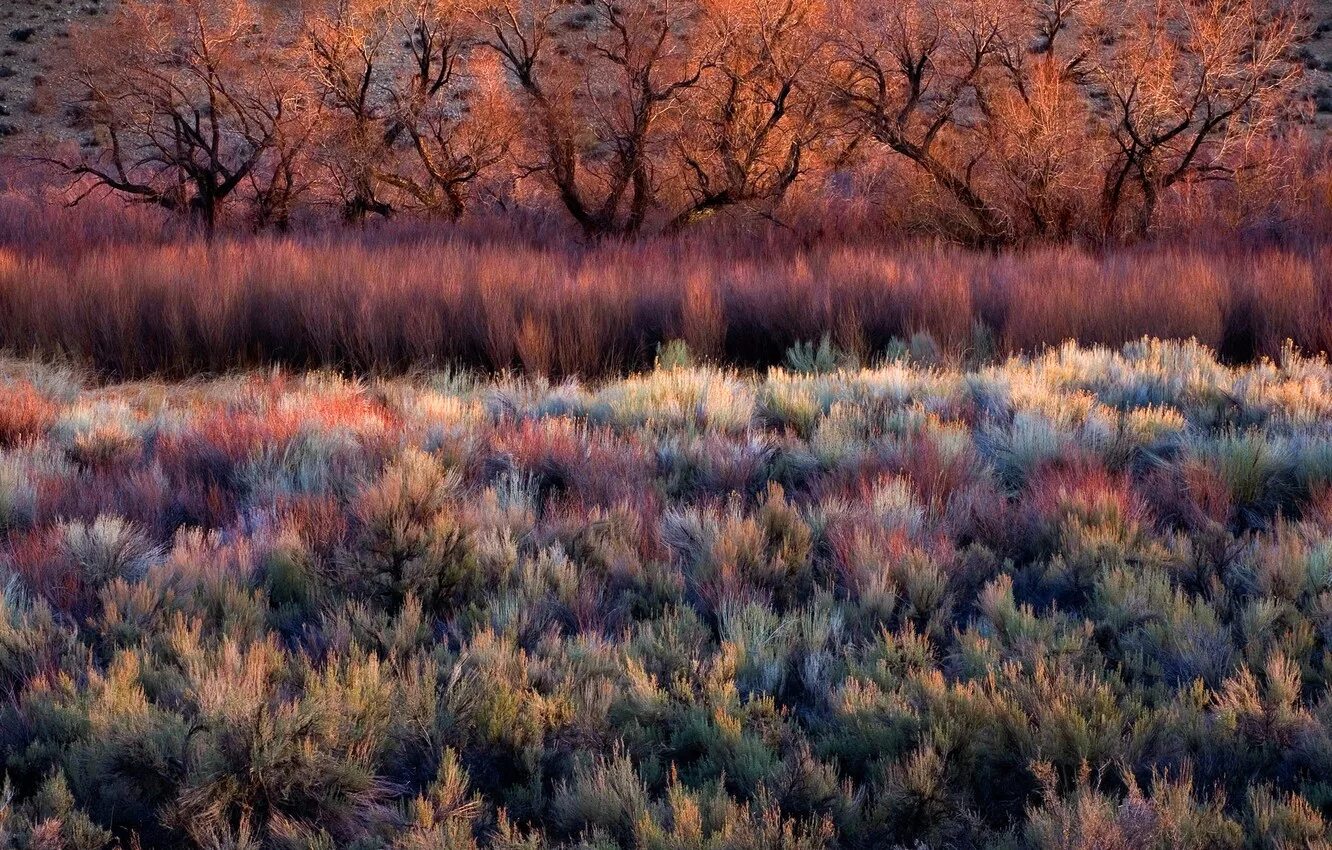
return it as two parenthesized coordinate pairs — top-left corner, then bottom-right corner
(0, 341), (1329, 849)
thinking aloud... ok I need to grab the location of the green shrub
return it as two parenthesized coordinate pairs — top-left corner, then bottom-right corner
(59, 515), (162, 587)
(785, 336), (851, 375)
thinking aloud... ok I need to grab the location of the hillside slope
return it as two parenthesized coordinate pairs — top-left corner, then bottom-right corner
(0, 0), (106, 152)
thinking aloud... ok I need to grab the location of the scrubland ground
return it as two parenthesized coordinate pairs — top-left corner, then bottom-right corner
(3, 338), (1332, 848)
(2, 0), (1332, 846)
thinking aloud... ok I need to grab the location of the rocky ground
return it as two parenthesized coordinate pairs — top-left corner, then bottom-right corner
(0, 0), (110, 153)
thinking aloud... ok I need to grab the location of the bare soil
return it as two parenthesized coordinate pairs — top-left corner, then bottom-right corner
(0, 0), (112, 153)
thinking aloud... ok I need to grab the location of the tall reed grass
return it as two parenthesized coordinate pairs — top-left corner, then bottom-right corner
(0, 234), (1328, 377)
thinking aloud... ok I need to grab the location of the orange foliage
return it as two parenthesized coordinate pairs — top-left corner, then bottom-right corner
(39, 0), (1311, 242)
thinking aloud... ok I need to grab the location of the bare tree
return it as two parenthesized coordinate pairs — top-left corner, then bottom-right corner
(666, 0), (837, 231)
(1094, 0), (1302, 239)
(305, 0), (398, 221)
(472, 0), (713, 237)
(827, 0), (1016, 244)
(979, 58), (1098, 240)
(58, 0), (303, 233)
(378, 0), (513, 219)
(305, 0), (512, 222)
(826, 0), (1302, 244)
(978, 0), (1104, 240)
(52, 0), (1304, 241)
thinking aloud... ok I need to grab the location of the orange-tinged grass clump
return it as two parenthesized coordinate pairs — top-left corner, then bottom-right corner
(0, 381), (56, 448)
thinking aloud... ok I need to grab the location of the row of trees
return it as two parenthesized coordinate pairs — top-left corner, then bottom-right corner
(51, 0), (1305, 243)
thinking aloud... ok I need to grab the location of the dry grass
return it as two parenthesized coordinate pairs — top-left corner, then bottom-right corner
(0, 231), (1327, 377)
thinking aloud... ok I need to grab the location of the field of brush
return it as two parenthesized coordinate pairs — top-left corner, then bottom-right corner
(3, 338), (1332, 848)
